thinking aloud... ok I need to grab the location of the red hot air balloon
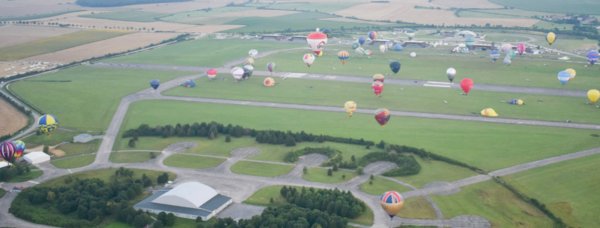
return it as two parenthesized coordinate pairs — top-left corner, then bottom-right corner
(307, 31), (328, 55)
(206, 68), (217, 79)
(517, 43), (525, 55)
(374, 108), (391, 126)
(460, 78), (474, 95)
(372, 81), (384, 97)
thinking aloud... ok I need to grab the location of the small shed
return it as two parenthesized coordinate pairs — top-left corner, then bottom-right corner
(23, 152), (50, 164)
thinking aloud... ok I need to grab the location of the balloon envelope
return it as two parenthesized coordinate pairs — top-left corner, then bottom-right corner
(480, 108), (498, 117)
(546, 32), (556, 45)
(307, 32), (328, 53)
(379, 44), (386, 53)
(0, 141), (16, 162)
(565, 68), (576, 79)
(380, 191), (404, 218)
(389, 61), (401, 74)
(231, 67), (244, 80)
(588, 89), (600, 103)
(508, 99), (525, 106)
(373, 74), (385, 82)
(248, 49), (258, 58)
(517, 43), (526, 55)
(557, 71), (571, 85)
(409, 52), (416, 57)
(242, 64), (254, 79)
(303, 53), (315, 67)
(206, 68), (217, 79)
(13, 140), (25, 158)
(267, 62), (275, 73)
(344, 101), (357, 117)
(490, 49), (500, 62)
(358, 37), (366, 45)
(374, 108), (391, 126)
(446, 68), (456, 82)
(460, 78), (474, 94)
(337, 50), (350, 64)
(587, 49), (599, 65)
(392, 43), (403, 52)
(368, 31), (377, 40)
(150, 79), (160, 90)
(38, 114), (58, 135)
(372, 81), (384, 96)
(263, 77), (275, 87)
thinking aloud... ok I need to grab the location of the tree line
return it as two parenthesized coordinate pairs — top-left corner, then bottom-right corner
(280, 186), (366, 219)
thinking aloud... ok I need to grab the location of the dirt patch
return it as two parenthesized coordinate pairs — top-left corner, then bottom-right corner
(49, 147), (65, 157)
(23, 32), (178, 64)
(0, 25), (80, 48)
(0, 98), (28, 136)
(335, 0), (538, 27)
(0, 0), (81, 19)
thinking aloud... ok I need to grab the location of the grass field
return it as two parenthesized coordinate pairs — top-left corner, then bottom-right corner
(0, 188), (5, 198)
(303, 167), (357, 183)
(251, 47), (600, 90)
(122, 101), (600, 171)
(39, 168), (175, 188)
(80, 10), (166, 22)
(56, 140), (100, 156)
(110, 151), (156, 163)
(397, 197), (437, 219)
(489, 0), (600, 15)
(160, 6), (294, 25)
(0, 30), (127, 61)
(9, 66), (187, 131)
(6, 169), (43, 183)
(51, 154), (96, 169)
(395, 157), (476, 188)
(108, 38), (302, 67)
(247, 2), (360, 12)
(163, 154), (226, 169)
(457, 8), (553, 19)
(432, 181), (553, 227)
(22, 129), (80, 148)
(165, 75), (600, 124)
(359, 177), (412, 195)
(505, 154), (600, 227)
(230, 161), (293, 177)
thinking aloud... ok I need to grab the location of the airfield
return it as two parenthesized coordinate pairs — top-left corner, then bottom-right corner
(1, 0), (600, 228)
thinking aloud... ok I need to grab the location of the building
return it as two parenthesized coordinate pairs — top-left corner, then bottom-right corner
(23, 152), (50, 164)
(134, 182), (232, 220)
(0, 161), (9, 169)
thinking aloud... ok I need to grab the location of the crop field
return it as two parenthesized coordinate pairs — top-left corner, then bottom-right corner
(9, 66), (188, 132)
(0, 25), (80, 48)
(247, 1), (361, 12)
(161, 7), (296, 25)
(432, 181), (553, 227)
(0, 30), (128, 61)
(80, 10), (167, 22)
(489, 0), (600, 15)
(505, 154), (600, 227)
(0, 98), (28, 136)
(122, 101), (600, 171)
(0, 0), (81, 19)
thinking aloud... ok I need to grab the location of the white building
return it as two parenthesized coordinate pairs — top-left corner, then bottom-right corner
(134, 182), (232, 220)
(0, 161), (9, 169)
(23, 152), (50, 164)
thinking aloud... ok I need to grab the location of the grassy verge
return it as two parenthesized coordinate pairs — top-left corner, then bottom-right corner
(397, 197), (437, 219)
(51, 154), (95, 169)
(110, 151), (156, 163)
(163, 154), (225, 169)
(6, 169), (43, 183)
(230, 161), (293, 177)
(39, 168), (175, 188)
(395, 157), (476, 188)
(302, 167), (357, 184)
(359, 177), (412, 195)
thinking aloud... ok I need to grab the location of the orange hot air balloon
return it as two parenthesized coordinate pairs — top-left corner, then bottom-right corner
(380, 191), (404, 218)
(263, 77), (275, 87)
(460, 78), (473, 95)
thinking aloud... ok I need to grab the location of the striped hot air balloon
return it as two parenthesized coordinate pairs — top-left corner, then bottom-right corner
(38, 114), (58, 135)
(380, 191), (404, 218)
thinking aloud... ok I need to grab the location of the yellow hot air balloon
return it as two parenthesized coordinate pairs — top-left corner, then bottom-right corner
(344, 101), (357, 117)
(565, 68), (576, 80)
(380, 191), (404, 219)
(588, 89), (600, 104)
(245, 57), (255, 65)
(480, 108), (498, 117)
(546, 32), (556, 46)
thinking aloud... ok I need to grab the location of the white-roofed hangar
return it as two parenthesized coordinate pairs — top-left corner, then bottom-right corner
(134, 181), (232, 220)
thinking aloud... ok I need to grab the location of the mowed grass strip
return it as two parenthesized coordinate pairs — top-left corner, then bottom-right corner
(163, 154), (225, 169)
(302, 167), (357, 184)
(123, 101), (600, 171)
(397, 197), (437, 219)
(432, 181), (553, 227)
(505, 154), (600, 227)
(51, 154), (95, 169)
(395, 157), (476, 188)
(10, 66), (187, 131)
(166, 75), (600, 124)
(230, 161), (293, 177)
(359, 177), (412, 195)
(56, 140), (100, 156)
(0, 30), (128, 61)
(80, 10), (166, 22)
(110, 151), (156, 163)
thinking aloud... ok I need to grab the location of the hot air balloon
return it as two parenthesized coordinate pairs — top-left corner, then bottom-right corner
(409, 52), (416, 58)
(460, 78), (473, 95)
(245, 57), (255, 65)
(231, 67), (244, 81)
(546, 32), (556, 46)
(508, 99), (524, 106)
(150, 79), (160, 90)
(0, 141), (16, 163)
(207, 68), (217, 79)
(180, 79), (196, 88)
(480, 108), (498, 117)
(337, 50), (350, 64)
(380, 191), (404, 218)
(307, 31), (328, 55)
(372, 81), (384, 97)
(267, 62), (275, 75)
(242, 64), (254, 79)
(368, 31), (377, 41)
(373, 74), (385, 82)
(344, 101), (357, 117)
(565, 68), (576, 80)
(446, 68), (456, 82)
(364, 49), (373, 56)
(38, 114), (58, 135)
(374, 108), (391, 126)
(588, 89), (600, 104)
(587, 49), (599, 65)
(501, 43), (513, 53)
(490, 49), (500, 62)
(13, 140), (25, 158)
(503, 55), (512, 65)
(263, 77), (275, 87)
(248, 49), (258, 58)
(557, 71), (571, 85)
(358, 37), (366, 46)
(389, 61), (401, 74)
(379, 44), (387, 53)
(303, 53), (315, 67)
(517, 43), (526, 55)
(392, 43), (403, 52)
(352, 42), (360, 50)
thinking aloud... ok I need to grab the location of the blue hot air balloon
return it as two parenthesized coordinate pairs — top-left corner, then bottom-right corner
(587, 49), (599, 65)
(358, 37), (366, 46)
(490, 49), (500, 62)
(389, 61), (401, 74)
(557, 71), (571, 85)
(150, 79), (160, 90)
(392, 43), (403, 52)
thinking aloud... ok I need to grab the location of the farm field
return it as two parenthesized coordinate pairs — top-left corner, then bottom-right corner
(505, 154), (600, 227)
(161, 7), (296, 25)
(80, 10), (167, 22)
(122, 101), (600, 171)
(0, 0), (82, 19)
(247, 1), (360, 12)
(0, 98), (28, 136)
(0, 30), (128, 61)
(489, 0), (600, 15)
(0, 25), (80, 48)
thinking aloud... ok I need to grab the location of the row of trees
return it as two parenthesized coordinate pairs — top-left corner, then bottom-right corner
(280, 186), (366, 219)
(358, 151), (421, 176)
(0, 162), (32, 181)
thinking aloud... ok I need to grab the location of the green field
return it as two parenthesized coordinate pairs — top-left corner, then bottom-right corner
(39, 168), (175, 188)
(395, 157), (476, 188)
(51, 154), (96, 169)
(22, 129), (80, 148)
(56, 140), (100, 156)
(0, 30), (127, 61)
(457, 8), (553, 19)
(108, 38), (302, 66)
(110, 151), (156, 163)
(123, 101), (600, 171)
(505, 154), (600, 227)
(80, 10), (166, 22)
(6, 169), (43, 183)
(302, 167), (357, 183)
(230, 161), (293, 177)
(165, 75), (600, 124)
(397, 197), (437, 219)
(359, 177), (412, 195)
(10, 66), (187, 131)
(432, 181), (553, 227)
(161, 7), (265, 25)
(247, 2), (360, 12)
(163, 154), (226, 169)
(490, 0), (600, 15)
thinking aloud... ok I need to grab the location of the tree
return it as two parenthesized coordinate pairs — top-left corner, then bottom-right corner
(225, 135), (231, 143)
(327, 169), (333, 176)
(356, 167), (364, 175)
(332, 164), (338, 172)
(303, 166), (308, 174)
(128, 138), (136, 148)
(43, 145), (50, 154)
(157, 173), (169, 185)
